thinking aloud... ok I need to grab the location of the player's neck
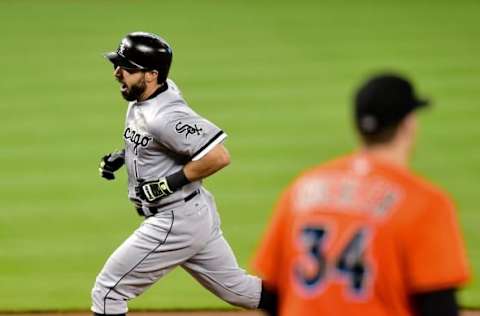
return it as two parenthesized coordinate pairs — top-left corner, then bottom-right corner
(139, 83), (163, 101)
(361, 143), (410, 169)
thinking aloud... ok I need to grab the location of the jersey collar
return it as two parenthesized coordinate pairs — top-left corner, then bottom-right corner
(145, 82), (169, 101)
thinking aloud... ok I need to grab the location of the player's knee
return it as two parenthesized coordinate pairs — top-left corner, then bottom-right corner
(222, 292), (259, 309)
(224, 295), (253, 309)
(221, 275), (262, 309)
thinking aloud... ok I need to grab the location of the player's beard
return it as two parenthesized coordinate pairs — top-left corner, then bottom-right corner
(122, 76), (147, 101)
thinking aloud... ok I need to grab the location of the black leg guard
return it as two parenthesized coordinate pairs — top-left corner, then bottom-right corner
(258, 282), (278, 316)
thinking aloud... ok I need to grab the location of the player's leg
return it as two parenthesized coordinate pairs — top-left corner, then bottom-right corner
(91, 211), (176, 315)
(91, 206), (210, 315)
(181, 190), (262, 309)
(182, 231), (262, 309)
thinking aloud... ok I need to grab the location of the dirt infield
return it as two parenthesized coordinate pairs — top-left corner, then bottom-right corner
(0, 311), (479, 316)
(0, 313), (261, 316)
(0, 312), (478, 316)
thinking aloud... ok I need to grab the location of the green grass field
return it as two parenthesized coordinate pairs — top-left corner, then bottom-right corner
(1, 0), (479, 311)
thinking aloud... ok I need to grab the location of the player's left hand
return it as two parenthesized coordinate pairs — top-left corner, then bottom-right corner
(135, 178), (173, 202)
(99, 149), (125, 180)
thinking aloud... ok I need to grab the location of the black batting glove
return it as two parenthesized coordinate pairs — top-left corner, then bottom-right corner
(135, 178), (173, 202)
(99, 149), (125, 180)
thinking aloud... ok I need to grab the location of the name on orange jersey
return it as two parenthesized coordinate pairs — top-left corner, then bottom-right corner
(293, 172), (402, 219)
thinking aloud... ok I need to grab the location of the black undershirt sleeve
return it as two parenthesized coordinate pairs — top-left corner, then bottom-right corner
(411, 288), (459, 316)
(258, 283), (278, 316)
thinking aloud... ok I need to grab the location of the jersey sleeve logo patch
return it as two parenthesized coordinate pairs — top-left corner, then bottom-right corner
(124, 127), (152, 155)
(175, 121), (203, 139)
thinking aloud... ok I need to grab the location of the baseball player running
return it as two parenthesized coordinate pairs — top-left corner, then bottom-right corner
(91, 32), (273, 315)
(254, 74), (470, 316)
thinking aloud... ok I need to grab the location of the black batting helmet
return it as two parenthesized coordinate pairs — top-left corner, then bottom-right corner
(105, 32), (173, 82)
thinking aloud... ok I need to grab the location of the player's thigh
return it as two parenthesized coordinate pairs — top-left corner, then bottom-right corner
(181, 234), (261, 308)
(94, 210), (197, 298)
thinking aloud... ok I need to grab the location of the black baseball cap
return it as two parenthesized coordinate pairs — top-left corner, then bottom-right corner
(354, 73), (430, 134)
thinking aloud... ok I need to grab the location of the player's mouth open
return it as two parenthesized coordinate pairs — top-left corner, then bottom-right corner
(121, 83), (128, 91)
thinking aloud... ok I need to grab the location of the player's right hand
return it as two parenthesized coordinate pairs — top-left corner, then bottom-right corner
(99, 149), (125, 180)
(135, 178), (173, 202)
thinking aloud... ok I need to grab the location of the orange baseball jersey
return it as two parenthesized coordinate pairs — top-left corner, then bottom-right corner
(253, 153), (470, 316)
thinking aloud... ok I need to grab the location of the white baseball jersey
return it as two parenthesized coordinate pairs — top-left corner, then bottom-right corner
(123, 79), (227, 210)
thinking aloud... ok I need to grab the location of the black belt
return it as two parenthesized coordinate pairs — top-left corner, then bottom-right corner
(135, 189), (200, 217)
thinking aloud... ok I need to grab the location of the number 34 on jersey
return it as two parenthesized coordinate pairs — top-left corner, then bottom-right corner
(292, 216), (375, 300)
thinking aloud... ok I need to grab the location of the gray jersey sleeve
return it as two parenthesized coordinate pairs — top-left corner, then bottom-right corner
(149, 109), (227, 161)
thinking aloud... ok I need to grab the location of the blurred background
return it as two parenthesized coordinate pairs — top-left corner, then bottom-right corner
(0, 0), (478, 311)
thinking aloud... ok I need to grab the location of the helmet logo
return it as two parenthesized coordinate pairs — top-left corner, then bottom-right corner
(118, 39), (128, 55)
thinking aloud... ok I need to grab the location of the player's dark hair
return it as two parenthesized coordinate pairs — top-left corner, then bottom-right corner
(152, 69), (165, 84)
(357, 122), (401, 146)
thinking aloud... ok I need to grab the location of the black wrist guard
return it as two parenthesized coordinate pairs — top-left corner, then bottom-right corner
(165, 169), (191, 191)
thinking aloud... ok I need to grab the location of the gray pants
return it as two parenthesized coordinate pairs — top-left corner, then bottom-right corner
(91, 188), (261, 314)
